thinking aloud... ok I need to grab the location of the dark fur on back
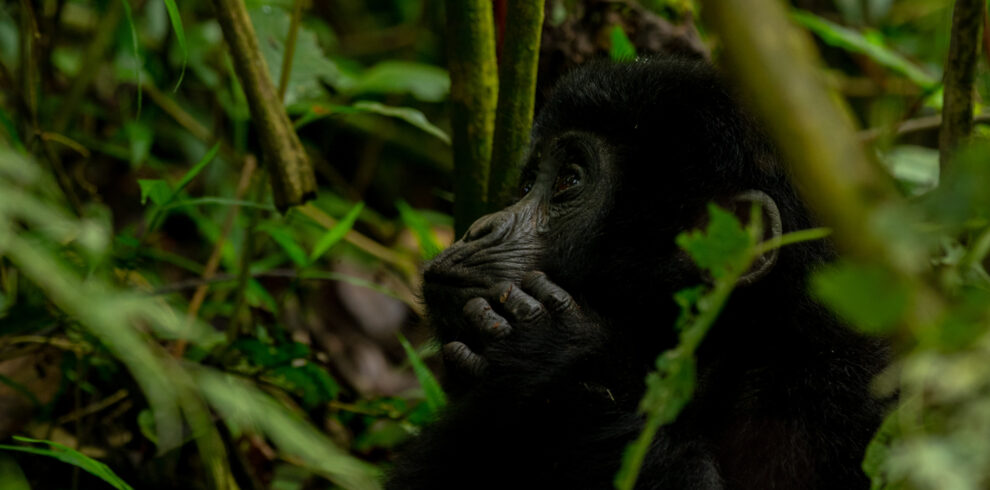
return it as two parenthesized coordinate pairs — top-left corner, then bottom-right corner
(388, 58), (888, 489)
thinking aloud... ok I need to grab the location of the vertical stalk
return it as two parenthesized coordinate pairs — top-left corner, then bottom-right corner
(278, 0), (305, 101)
(488, 0), (544, 210)
(210, 0), (316, 211)
(444, 0), (498, 237)
(939, 0), (984, 170)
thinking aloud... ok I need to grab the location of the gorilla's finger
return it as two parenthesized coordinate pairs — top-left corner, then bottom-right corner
(521, 271), (577, 316)
(463, 297), (512, 338)
(494, 281), (547, 326)
(443, 341), (488, 378)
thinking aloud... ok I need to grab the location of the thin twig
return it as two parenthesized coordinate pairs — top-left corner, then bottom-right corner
(171, 156), (257, 358)
(859, 112), (990, 142)
(278, 0), (305, 101)
(488, 0), (544, 210)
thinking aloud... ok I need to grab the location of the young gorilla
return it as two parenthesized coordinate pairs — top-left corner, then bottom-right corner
(388, 58), (888, 489)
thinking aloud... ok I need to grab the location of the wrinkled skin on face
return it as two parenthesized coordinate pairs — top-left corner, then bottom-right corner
(423, 131), (619, 382)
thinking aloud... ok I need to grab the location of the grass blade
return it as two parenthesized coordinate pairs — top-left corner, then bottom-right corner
(162, 0), (188, 91)
(397, 333), (446, 415)
(309, 202), (364, 264)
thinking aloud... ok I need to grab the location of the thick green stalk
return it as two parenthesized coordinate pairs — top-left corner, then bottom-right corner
(445, 0), (498, 237)
(700, 0), (896, 263)
(210, 0), (316, 211)
(938, 0), (984, 169)
(488, 1), (544, 210)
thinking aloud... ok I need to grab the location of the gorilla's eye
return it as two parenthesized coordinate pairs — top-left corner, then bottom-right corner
(519, 178), (535, 197)
(554, 167), (582, 195)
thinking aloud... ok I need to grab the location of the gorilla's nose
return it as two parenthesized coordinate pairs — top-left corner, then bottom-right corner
(463, 211), (513, 243)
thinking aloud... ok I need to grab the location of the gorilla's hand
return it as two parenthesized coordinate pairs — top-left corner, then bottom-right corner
(442, 271), (601, 380)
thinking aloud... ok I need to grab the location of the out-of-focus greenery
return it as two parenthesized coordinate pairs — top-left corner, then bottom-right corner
(0, 0), (989, 489)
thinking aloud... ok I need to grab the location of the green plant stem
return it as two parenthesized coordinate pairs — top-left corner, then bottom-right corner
(278, 0), (305, 101)
(938, 0), (985, 170)
(700, 0), (896, 263)
(488, 0), (544, 210)
(209, 0), (316, 211)
(700, 0), (947, 333)
(444, 0), (498, 237)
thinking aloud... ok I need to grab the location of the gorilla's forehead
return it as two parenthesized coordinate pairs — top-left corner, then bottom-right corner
(532, 57), (736, 145)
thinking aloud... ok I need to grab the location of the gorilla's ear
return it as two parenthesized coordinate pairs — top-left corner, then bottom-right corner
(731, 190), (782, 286)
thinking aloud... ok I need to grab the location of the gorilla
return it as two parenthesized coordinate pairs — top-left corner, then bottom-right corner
(388, 57), (888, 489)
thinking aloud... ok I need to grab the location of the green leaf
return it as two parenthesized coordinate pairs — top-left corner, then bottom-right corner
(137, 179), (172, 206)
(174, 142), (220, 195)
(250, 6), (339, 105)
(811, 261), (911, 335)
(352, 101), (451, 144)
(162, 0), (187, 90)
(397, 333), (446, 415)
(675, 204), (752, 279)
(258, 223), (309, 267)
(309, 202), (364, 264)
(193, 369), (381, 489)
(137, 409), (158, 445)
(609, 25), (637, 62)
(0, 436), (134, 490)
(347, 61), (450, 102)
(396, 200), (442, 260)
(791, 10), (937, 90)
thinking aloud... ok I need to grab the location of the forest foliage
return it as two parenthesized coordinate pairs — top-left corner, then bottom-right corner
(0, 0), (989, 489)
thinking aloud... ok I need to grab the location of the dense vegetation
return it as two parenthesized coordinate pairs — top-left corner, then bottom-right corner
(0, 0), (988, 489)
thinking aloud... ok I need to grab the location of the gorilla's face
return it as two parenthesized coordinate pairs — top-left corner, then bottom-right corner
(422, 131), (618, 348)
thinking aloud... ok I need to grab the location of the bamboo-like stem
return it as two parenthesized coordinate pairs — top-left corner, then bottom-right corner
(209, 0), (316, 211)
(938, 0), (985, 170)
(488, 0), (544, 210)
(444, 0), (499, 237)
(700, 0), (896, 262)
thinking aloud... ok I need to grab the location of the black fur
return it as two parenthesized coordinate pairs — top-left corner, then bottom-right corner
(388, 58), (888, 489)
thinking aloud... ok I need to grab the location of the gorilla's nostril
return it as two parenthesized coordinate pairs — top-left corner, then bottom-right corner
(463, 212), (512, 243)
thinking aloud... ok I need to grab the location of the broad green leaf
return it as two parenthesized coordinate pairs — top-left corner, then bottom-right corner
(352, 102), (450, 144)
(811, 261), (911, 335)
(258, 223), (309, 267)
(162, 0), (187, 90)
(923, 141), (990, 228)
(0, 436), (134, 490)
(193, 369), (381, 490)
(397, 332), (446, 415)
(309, 202), (364, 263)
(346, 61), (450, 102)
(791, 10), (937, 90)
(879, 145), (939, 197)
(609, 25), (637, 62)
(675, 204), (752, 279)
(137, 179), (172, 206)
(251, 6), (339, 105)
(396, 200), (442, 260)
